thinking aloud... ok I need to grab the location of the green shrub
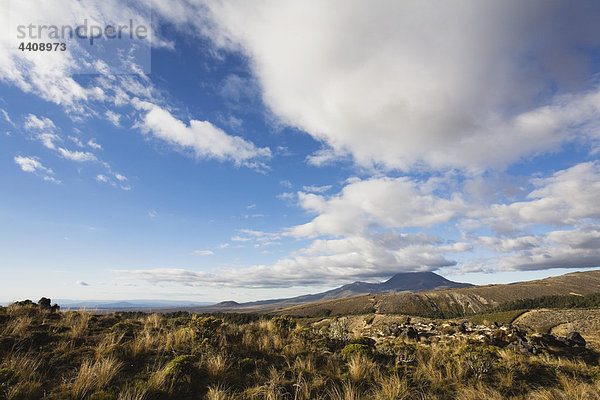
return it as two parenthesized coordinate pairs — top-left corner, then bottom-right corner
(165, 354), (200, 383)
(271, 316), (296, 335)
(341, 343), (371, 357)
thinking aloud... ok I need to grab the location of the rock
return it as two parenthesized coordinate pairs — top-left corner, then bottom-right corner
(565, 332), (586, 347)
(38, 297), (51, 310)
(403, 326), (418, 340)
(386, 323), (401, 337)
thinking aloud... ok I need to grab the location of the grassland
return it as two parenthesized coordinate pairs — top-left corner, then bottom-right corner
(2, 301), (600, 399)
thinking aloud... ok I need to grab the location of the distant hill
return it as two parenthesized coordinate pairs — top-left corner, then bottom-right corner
(53, 299), (213, 310)
(172, 271), (471, 313)
(278, 270), (600, 318)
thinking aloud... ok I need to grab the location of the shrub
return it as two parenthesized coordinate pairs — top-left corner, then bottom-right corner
(164, 354), (200, 384)
(341, 343), (372, 357)
(270, 316), (296, 335)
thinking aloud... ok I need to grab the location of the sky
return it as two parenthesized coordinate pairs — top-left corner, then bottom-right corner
(1, 0), (600, 303)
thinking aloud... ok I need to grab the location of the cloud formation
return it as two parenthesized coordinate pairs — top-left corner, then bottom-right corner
(201, 0), (600, 171)
(117, 161), (600, 287)
(134, 100), (271, 168)
(14, 155), (60, 183)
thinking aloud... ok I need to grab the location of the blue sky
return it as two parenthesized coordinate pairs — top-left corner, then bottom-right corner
(1, 0), (600, 303)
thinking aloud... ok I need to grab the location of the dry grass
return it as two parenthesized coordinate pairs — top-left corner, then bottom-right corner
(71, 357), (123, 399)
(2, 302), (600, 399)
(372, 374), (411, 400)
(347, 353), (376, 382)
(3, 315), (32, 336)
(205, 385), (231, 400)
(117, 385), (148, 400)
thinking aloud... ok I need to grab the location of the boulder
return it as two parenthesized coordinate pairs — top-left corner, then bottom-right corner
(38, 297), (51, 310)
(565, 332), (586, 347)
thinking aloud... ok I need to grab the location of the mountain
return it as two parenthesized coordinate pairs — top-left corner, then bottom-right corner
(277, 269), (600, 318)
(286, 271), (471, 302)
(170, 271), (471, 313)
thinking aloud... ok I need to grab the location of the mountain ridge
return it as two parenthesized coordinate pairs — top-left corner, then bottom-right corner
(180, 271), (471, 313)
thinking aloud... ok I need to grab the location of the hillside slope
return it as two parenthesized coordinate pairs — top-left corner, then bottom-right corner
(173, 271), (470, 313)
(278, 270), (600, 317)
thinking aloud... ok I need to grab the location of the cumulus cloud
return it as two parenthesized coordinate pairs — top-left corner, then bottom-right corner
(200, 0), (600, 171)
(133, 100), (271, 168)
(467, 162), (600, 233)
(115, 233), (459, 288)
(117, 161), (600, 287)
(289, 176), (465, 237)
(497, 226), (600, 271)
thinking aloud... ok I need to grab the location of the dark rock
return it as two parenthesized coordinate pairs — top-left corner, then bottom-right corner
(13, 299), (34, 307)
(38, 297), (51, 310)
(403, 326), (418, 340)
(565, 332), (586, 347)
(386, 323), (401, 337)
(541, 334), (567, 348)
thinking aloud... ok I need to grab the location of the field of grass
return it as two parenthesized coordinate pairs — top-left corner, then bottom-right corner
(2, 302), (600, 399)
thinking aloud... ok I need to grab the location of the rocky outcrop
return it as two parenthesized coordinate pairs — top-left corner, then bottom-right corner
(365, 319), (587, 355)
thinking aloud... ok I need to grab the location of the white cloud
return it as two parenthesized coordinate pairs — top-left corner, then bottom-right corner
(24, 114), (55, 131)
(87, 139), (102, 150)
(467, 162), (600, 233)
(496, 226), (600, 271)
(57, 147), (97, 162)
(0, 109), (15, 126)
(194, 250), (214, 256)
(117, 161), (600, 287)
(302, 184), (332, 193)
(115, 231), (462, 288)
(105, 111), (121, 127)
(0, 0), (160, 112)
(69, 136), (84, 147)
(200, 0), (600, 171)
(289, 176), (465, 237)
(96, 174), (109, 183)
(14, 155), (59, 183)
(277, 192), (294, 201)
(133, 100), (271, 168)
(14, 155), (51, 173)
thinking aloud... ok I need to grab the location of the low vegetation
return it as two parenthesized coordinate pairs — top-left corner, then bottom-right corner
(2, 300), (600, 399)
(495, 293), (600, 312)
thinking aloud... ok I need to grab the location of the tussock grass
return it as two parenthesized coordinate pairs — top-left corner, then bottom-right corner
(71, 357), (122, 399)
(2, 302), (600, 399)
